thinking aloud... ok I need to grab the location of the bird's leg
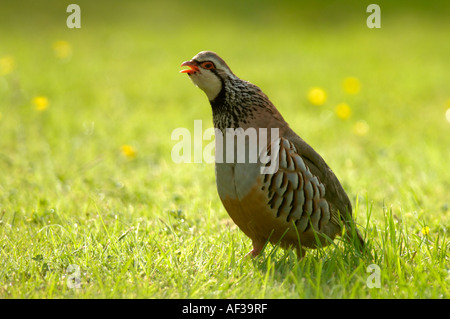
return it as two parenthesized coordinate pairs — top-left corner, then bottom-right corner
(245, 241), (265, 258)
(296, 246), (306, 260)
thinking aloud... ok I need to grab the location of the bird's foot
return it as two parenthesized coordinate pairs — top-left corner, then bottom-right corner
(244, 241), (265, 258)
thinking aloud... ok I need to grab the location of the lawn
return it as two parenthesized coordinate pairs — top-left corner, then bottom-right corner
(0, 0), (449, 299)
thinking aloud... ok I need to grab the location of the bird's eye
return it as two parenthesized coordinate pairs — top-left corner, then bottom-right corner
(201, 62), (215, 70)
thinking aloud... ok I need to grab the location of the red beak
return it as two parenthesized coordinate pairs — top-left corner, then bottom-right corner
(180, 60), (199, 74)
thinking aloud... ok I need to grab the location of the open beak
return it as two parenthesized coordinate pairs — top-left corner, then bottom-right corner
(180, 60), (199, 74)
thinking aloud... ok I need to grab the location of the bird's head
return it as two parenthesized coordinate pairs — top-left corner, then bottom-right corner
(180, 51), (236, 101)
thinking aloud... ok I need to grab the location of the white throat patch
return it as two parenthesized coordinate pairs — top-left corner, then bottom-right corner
(190, 70), (222, 101)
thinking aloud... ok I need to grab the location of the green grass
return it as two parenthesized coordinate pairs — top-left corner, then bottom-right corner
(0, 0), (449, 298)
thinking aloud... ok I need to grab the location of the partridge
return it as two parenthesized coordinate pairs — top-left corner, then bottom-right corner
(180, 51), (364, 258)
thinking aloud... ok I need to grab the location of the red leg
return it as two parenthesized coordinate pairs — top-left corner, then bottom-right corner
(296, 246), (306, 259)
(245, 241), (265, 258)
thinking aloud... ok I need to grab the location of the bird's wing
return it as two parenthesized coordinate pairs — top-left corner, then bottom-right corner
(282, 128), (353, 222)
(281, 127), (365, 247)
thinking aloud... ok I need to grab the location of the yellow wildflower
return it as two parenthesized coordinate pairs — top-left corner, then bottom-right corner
(52, 40), (72, 60)
(335, 103), (352, 120)
(121, 145), (137, 159)
(307, 87), (327, 106)
(421, 226), (430, 236)
(446, 100), (450, 123)
(33, 96), (49, 111)
(0, 56), (15, 76)
(343, 77), (361, 95)
(353, 120), (369, 136)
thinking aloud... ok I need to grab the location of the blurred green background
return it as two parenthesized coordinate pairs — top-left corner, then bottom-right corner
(0, 0), (449, 298)
(1, 0), (448, 213)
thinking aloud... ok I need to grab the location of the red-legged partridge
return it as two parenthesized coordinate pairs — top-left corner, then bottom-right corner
(180, 51), (364, 258)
